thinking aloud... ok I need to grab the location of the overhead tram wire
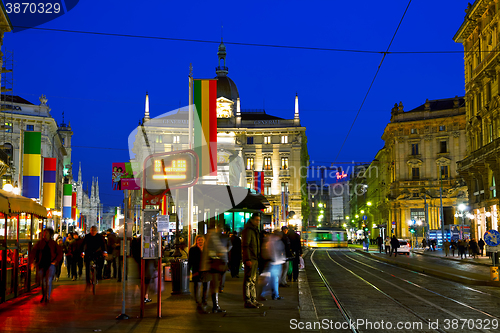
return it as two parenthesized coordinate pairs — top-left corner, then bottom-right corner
(333, 0), (412, 164)
(1, 25), (469, 55)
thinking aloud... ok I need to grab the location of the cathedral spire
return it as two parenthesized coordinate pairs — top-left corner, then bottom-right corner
(78, 162), (82, 184)
(144, 92), (150, 122)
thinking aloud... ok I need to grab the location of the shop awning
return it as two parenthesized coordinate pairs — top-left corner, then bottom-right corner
(0, 189), (48, 218)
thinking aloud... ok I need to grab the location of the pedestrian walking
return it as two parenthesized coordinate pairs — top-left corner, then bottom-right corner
(188, 235), (209, 313)
(478, 238), (485, 256)
(422, 238), (427, 250)
(242, 213), (262, 308)
(280, 226), (292, 287)
(218, 227), (232, 293)
(443, 239), (450, 257)
(469, 238), (478, 259)
(458, 239), (466, 259)
(450, 239), (457, 257)
(29, 228), (63, 303)
(390, 235), (399, 257)
(259, 230), (285, 301)
(228, 231), (242, 278)
(70, 232), (84, 280)
(385, 236), (390, 254)
(55, 238), (64, 281)
(63, 233), (73, 278)
(287, 226), (303, 282)
(376, 235), (383, 253)
(202, 226), (227, 313)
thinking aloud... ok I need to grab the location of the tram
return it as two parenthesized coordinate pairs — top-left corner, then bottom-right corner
(303, 227), (348, 248)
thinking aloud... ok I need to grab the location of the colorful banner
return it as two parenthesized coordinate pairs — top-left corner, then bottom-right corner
(193, 79), (217, 177)
(22, 132), (41, 198)
(71, 192), (77, 220)
(62, 183), (72, 219)
(42, 157), (56, 208)
(112, 162), (140, 190)
(254, 171), (264, 194)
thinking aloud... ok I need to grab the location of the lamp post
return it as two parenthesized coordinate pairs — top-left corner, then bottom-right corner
(454, 204), (466, 239)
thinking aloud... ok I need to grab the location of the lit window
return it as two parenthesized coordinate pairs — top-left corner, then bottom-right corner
(281, 182), (288, 193)
(264, 183), (271, 196)
(247, 182), (252, 189)
(62, 138), (65, 146)
(412, 167), (420, 180)
(246, 157), (254, 170)
(264, 136), (271, 144)
(5, 122), (12, 133)
(411, 128), (417, 134)
(171, 205), (176, 214)
(439, 125), (446, 131)
(281, 157), (289, 170)
(264, 157), (272, 170)
(440, 141), (447, 153)
(281, 135), (288, 144)
(26, 124), (34, 131)
(247, 137), (254, 144)
(411, 144), (419, 155)
(440, 166), (449, 180)
(173, 135), (180, 143)
(156, 135), (163, 143)
(311, 202), (315, 207)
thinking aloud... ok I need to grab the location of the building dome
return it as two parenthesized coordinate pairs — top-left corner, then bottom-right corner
(216, 75), (239, 101)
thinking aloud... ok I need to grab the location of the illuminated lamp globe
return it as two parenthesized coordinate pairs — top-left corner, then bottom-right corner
(458, 204), (466, 212)
(3, 183), (13, 192)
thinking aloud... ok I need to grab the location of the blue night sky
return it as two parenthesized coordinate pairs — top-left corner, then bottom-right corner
(2, 0), (469, 206)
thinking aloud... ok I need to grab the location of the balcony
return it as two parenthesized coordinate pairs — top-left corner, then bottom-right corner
(458, 138), (500, 171)
(467, 42), (500, 90)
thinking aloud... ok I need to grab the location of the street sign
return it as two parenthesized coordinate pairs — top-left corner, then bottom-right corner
(157, 215), (170, 232)
(486, 245), (500, 253)
(392, 221), (396, 225)
(484, 230), (500, 247)
(362, 215), (367, 220)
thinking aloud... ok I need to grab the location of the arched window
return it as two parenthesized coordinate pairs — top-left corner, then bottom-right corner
(3, 143), (13, 159)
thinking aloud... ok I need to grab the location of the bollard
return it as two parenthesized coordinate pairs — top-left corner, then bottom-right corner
(171, 259), (181, 295)
(180, 260), (190, 295)
(490, 266), (499, 282)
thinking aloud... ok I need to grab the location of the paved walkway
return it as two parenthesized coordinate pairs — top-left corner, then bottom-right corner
(0, 264), (303, 333)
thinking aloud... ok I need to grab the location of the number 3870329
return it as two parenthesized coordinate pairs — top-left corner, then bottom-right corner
(5, 3), (61, 14)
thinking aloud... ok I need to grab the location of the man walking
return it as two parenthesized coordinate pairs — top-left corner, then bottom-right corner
(376, 235), (383, 253)
(287, 226), (302, 282)
(30, 228), (62, 303)
(242, 213), (261, 308)
(390, 235), (399, 257)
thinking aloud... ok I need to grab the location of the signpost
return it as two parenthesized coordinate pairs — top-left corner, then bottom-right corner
(484, 230), (500, 281)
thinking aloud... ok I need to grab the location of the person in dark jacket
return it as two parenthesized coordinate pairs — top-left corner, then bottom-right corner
(287, 226), (302, 282)
(228, 231), (242, 278)
(30, 228), (63, 303)
(70, 232), (84, 280)
(390, 235), (400, 257)
(104, 229), (119, 279)
(280, 226), (292, 287)
(55, 238), (64, 281)
(63, 233), (73, 278)
(478, 238), (485, 256)
(81, 226), (108, 286)
(189, 235), (209, 312)
(242, 213), (261, 308)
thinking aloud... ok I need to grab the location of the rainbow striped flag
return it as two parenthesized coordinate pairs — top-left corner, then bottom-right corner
(254, 171), (264, 194)
(42, 157), (56, 208)
(23, 132), (41, 198)
(193, 79), (217, 177)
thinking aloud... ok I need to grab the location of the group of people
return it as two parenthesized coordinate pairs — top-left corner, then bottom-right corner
(30, 226), (123, 303)
(375, 235), (401, 256)
(441, 238), (485, 259)
(187, 213), (303, 313)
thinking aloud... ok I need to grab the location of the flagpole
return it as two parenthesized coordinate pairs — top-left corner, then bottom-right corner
(188, 64), (193, 245)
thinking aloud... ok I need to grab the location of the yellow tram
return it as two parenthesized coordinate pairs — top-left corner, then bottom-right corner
(303, 227), (348, 248)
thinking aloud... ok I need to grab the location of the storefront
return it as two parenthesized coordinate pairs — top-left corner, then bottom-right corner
(0, 189), (48, 303)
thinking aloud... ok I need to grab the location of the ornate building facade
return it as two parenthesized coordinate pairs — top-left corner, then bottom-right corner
(370, 98), (467, 240)
(130, 41), (308, 230)
(454, 0), (500, 237)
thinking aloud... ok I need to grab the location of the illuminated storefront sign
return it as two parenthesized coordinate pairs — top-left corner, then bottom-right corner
(144, 150), (198, 193)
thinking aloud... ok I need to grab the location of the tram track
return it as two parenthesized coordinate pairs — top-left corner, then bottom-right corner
(349, 249), (500, 302)
(308, 249), (500, 333)
(338, 251), (500, 321)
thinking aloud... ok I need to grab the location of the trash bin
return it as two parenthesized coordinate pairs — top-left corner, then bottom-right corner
(170, 259), (190, 295)
(490, 266), (499, 281)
